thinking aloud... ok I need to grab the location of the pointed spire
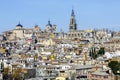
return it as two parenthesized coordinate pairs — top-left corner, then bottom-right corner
(71, 8), (75, 16)
(16, 21), (23, 27)
(48, 20), (50, 24)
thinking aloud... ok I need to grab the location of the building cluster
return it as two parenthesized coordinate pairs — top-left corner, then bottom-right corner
(0, 9), (120, 80)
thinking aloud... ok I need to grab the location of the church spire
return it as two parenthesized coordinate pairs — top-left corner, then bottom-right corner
(69, 9), (77, 31)
(71, 9), (75, 16)
(48, 20), (50, 24)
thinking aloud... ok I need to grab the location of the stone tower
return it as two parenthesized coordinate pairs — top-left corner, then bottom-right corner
(69, 9), (77, 31)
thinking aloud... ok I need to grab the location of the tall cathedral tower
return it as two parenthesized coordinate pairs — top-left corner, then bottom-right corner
(69, 9), (77, 31)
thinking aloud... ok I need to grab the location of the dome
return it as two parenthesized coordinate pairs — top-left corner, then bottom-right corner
(16, 22), (23, 27)
(46, 20), (52, 27)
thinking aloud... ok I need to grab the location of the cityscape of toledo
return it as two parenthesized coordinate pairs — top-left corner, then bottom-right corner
(0, 1), (120, 80)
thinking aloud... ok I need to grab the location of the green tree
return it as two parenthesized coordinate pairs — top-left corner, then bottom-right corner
(1, 61), (4, 72)
(89, 50), (92, 57)
(98, 47), (105, 56)
(89, 47), (98, 59)
(108, 61), (120, 75)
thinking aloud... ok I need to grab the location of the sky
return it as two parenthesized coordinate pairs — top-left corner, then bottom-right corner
(0, 0), (120, 33)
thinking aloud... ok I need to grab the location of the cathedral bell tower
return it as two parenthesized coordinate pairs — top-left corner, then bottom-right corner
(69, 9), (77, 31)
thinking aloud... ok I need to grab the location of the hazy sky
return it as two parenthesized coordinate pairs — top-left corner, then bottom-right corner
(0, 0), (120, 33)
